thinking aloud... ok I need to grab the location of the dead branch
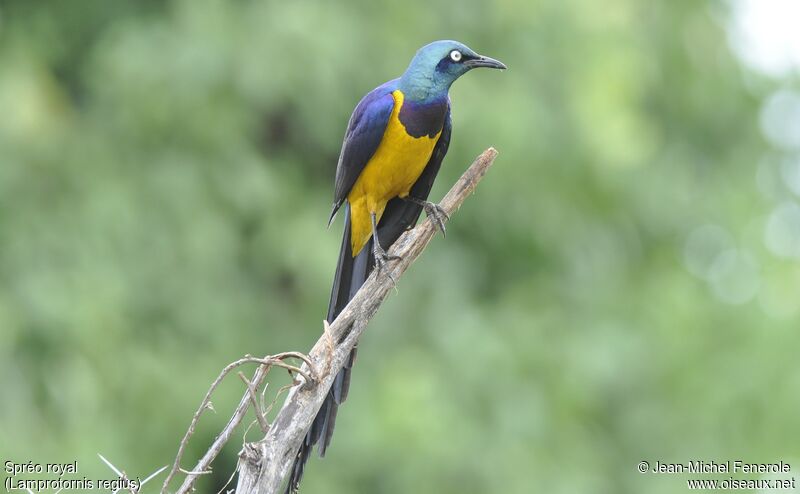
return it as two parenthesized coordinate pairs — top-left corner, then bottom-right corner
(233, 148), (499, 494)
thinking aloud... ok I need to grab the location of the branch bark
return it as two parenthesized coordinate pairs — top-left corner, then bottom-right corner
(234, 147), (499, 494)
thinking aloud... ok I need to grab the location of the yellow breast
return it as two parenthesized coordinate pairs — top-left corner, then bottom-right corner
(347, 90), (441, 256)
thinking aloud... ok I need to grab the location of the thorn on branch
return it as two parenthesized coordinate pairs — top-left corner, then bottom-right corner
(179, 468), (213, 475)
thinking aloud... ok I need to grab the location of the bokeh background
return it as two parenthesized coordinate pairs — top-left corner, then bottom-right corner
(2, 0), (799, 493)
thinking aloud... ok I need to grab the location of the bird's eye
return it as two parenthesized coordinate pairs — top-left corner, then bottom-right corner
(449, 50), (462, 62)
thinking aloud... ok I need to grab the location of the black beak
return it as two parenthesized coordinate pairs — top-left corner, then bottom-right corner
(464, 54), (507, 70)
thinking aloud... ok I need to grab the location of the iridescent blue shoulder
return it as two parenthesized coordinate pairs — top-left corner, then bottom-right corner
(348, 79), (398, 129)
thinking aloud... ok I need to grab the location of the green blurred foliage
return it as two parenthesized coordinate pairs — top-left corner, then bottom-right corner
(1, 0), (799, 493)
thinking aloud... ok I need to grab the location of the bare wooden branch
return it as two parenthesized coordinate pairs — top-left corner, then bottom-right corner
(234, 148), (499, 494)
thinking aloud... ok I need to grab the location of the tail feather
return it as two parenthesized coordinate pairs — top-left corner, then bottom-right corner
(286, 198), (425, 493)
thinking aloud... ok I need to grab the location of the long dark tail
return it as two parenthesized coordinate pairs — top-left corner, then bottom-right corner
(286, 198), (426, 493)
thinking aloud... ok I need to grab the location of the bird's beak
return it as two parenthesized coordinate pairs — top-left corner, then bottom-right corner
(464, 54), (507, 70)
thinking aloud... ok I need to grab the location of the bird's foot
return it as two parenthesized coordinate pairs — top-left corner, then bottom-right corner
(421, 201), (449, 236)
(406, 197), (449, 236)
(373, 241), (401, 283)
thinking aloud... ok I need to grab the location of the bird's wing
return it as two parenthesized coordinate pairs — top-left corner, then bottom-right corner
(329, 79), (399, 224)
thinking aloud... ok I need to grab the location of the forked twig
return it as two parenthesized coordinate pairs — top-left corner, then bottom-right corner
(238, 372), (270, 434)
(161, 353), (315, 494)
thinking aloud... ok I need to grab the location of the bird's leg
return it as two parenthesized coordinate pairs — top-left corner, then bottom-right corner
(405, 196), (449, 237)
(371, 212), (401, 278)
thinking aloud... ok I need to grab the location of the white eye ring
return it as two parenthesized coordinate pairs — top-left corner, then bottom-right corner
(449, 50), (462, 62)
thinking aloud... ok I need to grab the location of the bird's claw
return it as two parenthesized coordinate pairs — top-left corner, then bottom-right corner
(372, 242), (401, 283)
(404, 196), (449, 235)
(422, 202), (449, 237)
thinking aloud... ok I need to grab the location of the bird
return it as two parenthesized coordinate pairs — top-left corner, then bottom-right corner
(287, 40), (505, 493)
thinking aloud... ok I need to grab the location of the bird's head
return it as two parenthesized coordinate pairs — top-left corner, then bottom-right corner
(399, 40), (506, 100)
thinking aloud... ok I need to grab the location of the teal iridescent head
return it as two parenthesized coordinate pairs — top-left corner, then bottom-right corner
(399, 40), (506, 101)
